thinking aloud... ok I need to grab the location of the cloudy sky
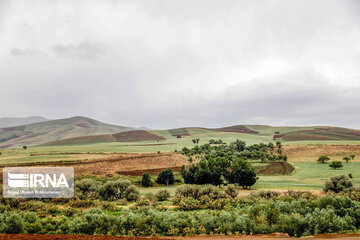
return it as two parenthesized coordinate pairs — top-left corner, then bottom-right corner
(1, 0), (360, 129)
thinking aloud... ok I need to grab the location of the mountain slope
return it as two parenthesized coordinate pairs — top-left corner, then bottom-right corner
(44, 130), (166, 146)
(41, 124), (360, 147)
(0, 116), (136, 148)
(0, 116), (48, 128)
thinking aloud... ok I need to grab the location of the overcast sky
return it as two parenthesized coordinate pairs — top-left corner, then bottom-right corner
(1, 0), (360, 129)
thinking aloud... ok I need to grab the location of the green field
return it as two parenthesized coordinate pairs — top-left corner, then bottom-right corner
(255, 162), (360, 190)
(1, 127), (360, 191)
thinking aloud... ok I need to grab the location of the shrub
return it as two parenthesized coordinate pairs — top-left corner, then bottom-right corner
(250, 190), (280, 199)
(68, 208), (111, 235)
(155, 189), (170, 201)
(100, 201), (117, 211)
(24, 221), (42, 234)
(99, 179), (139, 201)
(141, 173), (153, 187)
(75, 178), (100, 200)
(68, 199), (97, 208)
(224, 185), (238, 198)
(0, 212), (24, 233)
(324, 175), (353, 193)
(23, 212), (39, 223)
(156, 169), (175, 185)
(135, 193), (158, 207)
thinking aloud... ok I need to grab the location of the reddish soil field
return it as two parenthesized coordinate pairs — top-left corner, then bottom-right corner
(213, 125), (258, 134)
(117, 166), (183, 176)
(1, 233), (360, 240)
(282, 134), (335, 141)
(0, 152), (188, 176)
(72, 153), (188, 176)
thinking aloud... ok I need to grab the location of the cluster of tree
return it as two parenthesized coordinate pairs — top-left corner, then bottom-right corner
(208, 139), (225, 144)
(191, 138), (200, 144)
(317, 154), (356, 164)
(182, 140), (287, 162)
(181, 151), (258, 189)
(141, 169), (175, 187)
(343, 154), (355, 163)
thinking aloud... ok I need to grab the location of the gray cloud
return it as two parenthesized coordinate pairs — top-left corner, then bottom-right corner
(11, 48), (38, 56)
(0, 0), (360, 129)
(52, 41), (103, 60)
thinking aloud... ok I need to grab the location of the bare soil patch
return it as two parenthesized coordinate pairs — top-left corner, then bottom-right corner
(214, 125), (258, 134)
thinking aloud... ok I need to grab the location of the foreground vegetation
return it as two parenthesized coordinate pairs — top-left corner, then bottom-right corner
(1, 138), (360, 238)
(1, 181), (360, 237)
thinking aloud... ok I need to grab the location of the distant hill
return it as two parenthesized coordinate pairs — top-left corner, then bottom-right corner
(0, 116), (48, 128)
(44, 130), (166, 146)
(41, 124), (360, 147)
(0, 116), (136, 148)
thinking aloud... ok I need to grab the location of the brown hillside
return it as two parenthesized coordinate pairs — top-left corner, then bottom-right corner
(214, 125), (258, 134)
(112, 130), (166, 142)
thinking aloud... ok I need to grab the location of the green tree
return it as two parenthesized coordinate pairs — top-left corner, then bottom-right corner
(227, 158), (258, 189)
(22, 145), (27, 150)
(141, 173), (153, 187)
(350, 154), (355, 160)
(343, 156), (351, 163)
(329, 161), (343, 170)
(230, 140), (246, 152)
(324, 175), (352, 193)
(317, 155), (330, 164)
(156, 169), (175, 186)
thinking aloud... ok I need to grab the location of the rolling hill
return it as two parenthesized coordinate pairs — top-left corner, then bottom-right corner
(40, 124), (360, 147)
(0, 116), (136, 148)
(0, 116), (48, 128)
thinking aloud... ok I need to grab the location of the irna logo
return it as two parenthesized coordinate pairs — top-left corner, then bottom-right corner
(3, 167), (74, 198)
(7, 172), (69, 188)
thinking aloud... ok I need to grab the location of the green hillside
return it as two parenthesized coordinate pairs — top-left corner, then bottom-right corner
(37, 124), (360, 149)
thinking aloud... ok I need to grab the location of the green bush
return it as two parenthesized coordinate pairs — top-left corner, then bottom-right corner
(68, 208), (111, 235)
(155, 189), (170, 201)
(99, 179), (139, 201)
(156, 169), (175, 185)
(0, 212), (24, 233)
(324, 175), (353, 193)
(224, 185), (238, 198)
(135, 193), (158, 207)
(141, 173), (153, 187)
(24, 222), (42, 234)
(75, 178), (100, 200)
